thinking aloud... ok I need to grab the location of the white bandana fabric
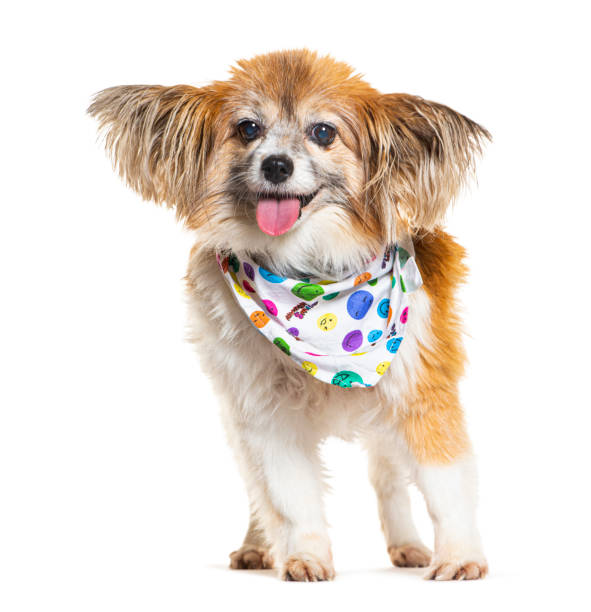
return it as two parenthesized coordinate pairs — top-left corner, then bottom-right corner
(217, 242), (423, 389)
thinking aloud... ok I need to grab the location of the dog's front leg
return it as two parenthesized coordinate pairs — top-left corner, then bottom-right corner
(223, 404), (334, 581)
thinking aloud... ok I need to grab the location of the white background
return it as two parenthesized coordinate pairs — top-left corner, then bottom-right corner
(2, 1), (590, 610)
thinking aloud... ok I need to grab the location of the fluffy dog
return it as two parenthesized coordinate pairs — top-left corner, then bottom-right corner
(89, 49), (490, 581)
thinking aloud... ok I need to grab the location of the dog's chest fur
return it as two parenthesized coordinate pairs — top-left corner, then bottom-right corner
(183, 233), (464, 440)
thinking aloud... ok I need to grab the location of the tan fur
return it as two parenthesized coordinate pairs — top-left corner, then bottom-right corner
(401, 231), (471, 464)
(88, 49), (489, 243)
(88, 85), (222, 222)
(89, 49), (489, 582)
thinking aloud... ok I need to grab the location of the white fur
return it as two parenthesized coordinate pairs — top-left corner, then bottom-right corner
(186, 231), (485, 578)
(242, 118), (319, 197)
(89, 53), (487, 581)
(412, 456), (485, 567)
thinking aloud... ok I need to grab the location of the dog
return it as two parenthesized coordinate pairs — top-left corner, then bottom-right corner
(89, 49), (490, 581)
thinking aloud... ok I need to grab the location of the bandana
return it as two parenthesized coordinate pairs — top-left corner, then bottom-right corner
(217, 240), (422, 388)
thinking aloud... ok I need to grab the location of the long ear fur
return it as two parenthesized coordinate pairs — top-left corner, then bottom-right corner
(365, 94), (490, 233)
(88, 85), (217, 220)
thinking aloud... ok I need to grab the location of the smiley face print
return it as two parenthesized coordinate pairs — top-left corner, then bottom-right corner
(331, 370), (365, 388)
(262, 299), (278, 316)
(228, 253), (240, 274)
(291, 283), (325, 301)
(400, 307), (409, 324)
(301, 361), (318, 376)
(377, 298), (390, 318)
(342, 329), (363, 352)
(354, 272), (372, 286)
(347, 290), (374, 320)
(376, 361), (391, 375)
(273, 337), (291, 355)
(387, 337), (403, 353)
(317, 313), (338, 331)
(249, 310), (269, 328)
(367, 329), (383, 343)
(243, 261), (255, 281)
(259, 267), (286, 283)
(217, 244), (422, 389)
(242, 280), (256, 293)
(233, 282), (250, 299)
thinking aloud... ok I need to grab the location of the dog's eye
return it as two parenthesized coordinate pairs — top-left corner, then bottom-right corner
(310, 123), (336, 147)
(237, 120), (261, 143)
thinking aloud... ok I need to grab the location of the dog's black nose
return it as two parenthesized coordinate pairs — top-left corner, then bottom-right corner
(261, 155), (294, 184)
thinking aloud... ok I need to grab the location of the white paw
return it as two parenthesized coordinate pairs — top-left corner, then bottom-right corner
(281, 553), (335, 582)
(425, 559), (488, 581)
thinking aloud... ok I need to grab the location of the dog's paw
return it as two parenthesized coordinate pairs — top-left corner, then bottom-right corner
(425, 560), (488, 581)
(281, 553), (335, 582)
(388, 543), (432, 568)
(229, 546), (273, 570)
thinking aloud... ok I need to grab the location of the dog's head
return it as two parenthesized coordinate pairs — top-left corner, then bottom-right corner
(89, 50), (488, 276)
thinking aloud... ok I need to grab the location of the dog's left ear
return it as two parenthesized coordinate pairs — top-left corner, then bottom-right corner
(363, 94), (490, 232)
(88, 85), (218, 221)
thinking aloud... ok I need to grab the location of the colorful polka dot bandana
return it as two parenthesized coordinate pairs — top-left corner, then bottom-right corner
(217, 241), (423, 388)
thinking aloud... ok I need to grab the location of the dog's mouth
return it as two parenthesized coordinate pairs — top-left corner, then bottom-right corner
(255, 189), (320, 236)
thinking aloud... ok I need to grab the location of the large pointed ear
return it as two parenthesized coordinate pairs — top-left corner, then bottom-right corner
(364, 94), (490, 232)
(88, 85), (218, 220)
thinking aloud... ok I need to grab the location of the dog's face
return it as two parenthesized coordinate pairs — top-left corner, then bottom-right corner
(90, 50), (488, 276)
(224, 97), (361, 239)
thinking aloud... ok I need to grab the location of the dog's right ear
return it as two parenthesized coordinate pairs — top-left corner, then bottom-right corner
(88, 85), (218, 220)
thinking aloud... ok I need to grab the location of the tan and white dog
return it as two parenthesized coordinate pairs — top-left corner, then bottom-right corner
(89, 49), (489, 581)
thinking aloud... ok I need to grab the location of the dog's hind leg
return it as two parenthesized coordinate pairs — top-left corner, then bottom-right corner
(229, 511), (273, 570)
(400, 394), (488, 580)
(365, 434), (431, 568)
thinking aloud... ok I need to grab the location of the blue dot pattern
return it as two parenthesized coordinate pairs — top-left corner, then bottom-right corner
(216, 242), (423, 389)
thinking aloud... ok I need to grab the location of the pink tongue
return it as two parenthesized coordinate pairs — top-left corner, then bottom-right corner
(256, 198), (301, 236)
